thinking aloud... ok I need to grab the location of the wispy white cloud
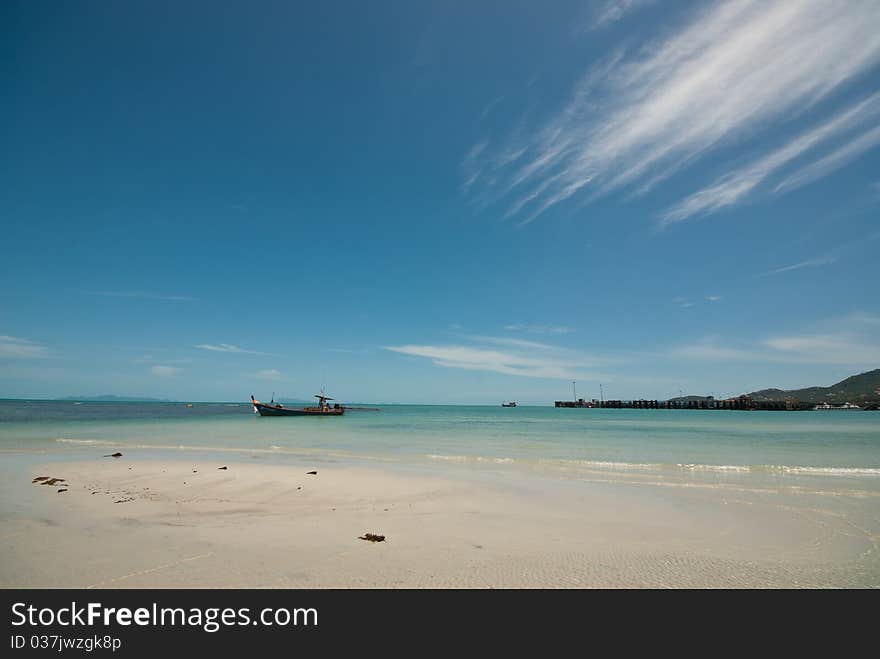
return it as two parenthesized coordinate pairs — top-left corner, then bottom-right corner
(586, 0), (656, 32)
(461, 139), (489, 192)
(194, 344), (265, 355)
(254, 369), (281, 380)
(762, 256), (836, 276)
(385, 344), (573, 379)
(467, 0), (880, 223)
(774, 124), (880, 195)
(662, 93), (880, 224)
(673, 313), (880, 366)
(88, 291), (195, 301)
(469, 335), (560, 351)
(504, 323), (573, 335)
(386, 336), (607, 380)
(762, 334), (880, 366)
(390, 313), (879, 383)
(670, 339), (758, 363)
(480, 95), (505, 120)
(706, 295), (722, 302)
(150, 365), (178, 377)
(0, 335), (48, 359)
(846, 311), (880, 327)
(134, 355), (191, 364)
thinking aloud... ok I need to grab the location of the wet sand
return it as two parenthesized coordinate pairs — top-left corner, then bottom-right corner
(2, 457), (878, 588)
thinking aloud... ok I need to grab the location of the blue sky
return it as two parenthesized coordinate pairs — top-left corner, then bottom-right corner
(2, 0), (879, 404)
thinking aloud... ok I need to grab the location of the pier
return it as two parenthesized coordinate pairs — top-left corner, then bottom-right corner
(554, 395), (812, 411)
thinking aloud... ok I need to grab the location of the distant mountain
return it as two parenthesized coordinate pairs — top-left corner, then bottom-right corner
(57, 395), (172, 402)
(748, 369), (880, 405)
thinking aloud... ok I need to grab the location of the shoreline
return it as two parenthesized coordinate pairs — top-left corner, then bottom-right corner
(11, 434), (880, 477)
(2, 453), (878, 588)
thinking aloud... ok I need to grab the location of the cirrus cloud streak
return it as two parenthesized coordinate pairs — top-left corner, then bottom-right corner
(0, 335), (49, 359)
(466, 0), (880, 224)
(194, 344), (265, 355)
(385, 339), (608, 380)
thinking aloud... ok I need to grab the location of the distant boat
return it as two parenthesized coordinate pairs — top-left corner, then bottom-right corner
(251, 393), (345, 417)
(813, 402), (862, 410)
(184, 403), (194, 408)
(501, 401), (517, 407)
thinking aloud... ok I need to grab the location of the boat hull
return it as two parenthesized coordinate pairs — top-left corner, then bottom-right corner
(253, 403), (344, 417)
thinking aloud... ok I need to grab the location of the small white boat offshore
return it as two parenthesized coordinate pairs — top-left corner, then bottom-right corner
(813, 402), (862, 410)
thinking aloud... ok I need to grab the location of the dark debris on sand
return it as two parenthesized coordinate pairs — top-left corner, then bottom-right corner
(103, 452), (123, 458)
(306, 470), (317, 475)
(359, 533), (386, 543)
(33, 476), (66, 486)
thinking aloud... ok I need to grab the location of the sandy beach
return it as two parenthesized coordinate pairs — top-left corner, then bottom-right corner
(2, 455), (877, 588)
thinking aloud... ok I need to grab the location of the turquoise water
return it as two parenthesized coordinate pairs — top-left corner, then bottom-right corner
(1, 400), (878, 475)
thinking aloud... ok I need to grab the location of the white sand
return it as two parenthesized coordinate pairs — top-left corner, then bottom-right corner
(2, 457), (878, 588)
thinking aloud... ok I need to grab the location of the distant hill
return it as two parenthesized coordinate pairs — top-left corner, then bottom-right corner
(57, 395), (172, 402)
(667, 395), (712, 403)
(748, 369), (880, 405)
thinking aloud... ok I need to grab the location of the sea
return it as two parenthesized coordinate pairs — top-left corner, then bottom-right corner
(1, 399), (878, 481)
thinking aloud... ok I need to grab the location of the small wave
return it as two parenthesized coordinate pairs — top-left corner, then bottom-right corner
(426, 454), (467, 462)
(771, 466), (880, 476)
(690, 463), (880, 476)
(50, 441), (880, 477)
(55, 438), (118, 447)
(54, 439), (347, 459)
(426, 454), (515, 464)
(550, 459), (659, 471)
(424, 453), (880, 477)
(677, 463), (751, 473)
(547, 459), (880, 477)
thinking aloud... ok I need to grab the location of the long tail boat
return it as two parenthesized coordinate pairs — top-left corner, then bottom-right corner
(251, 393), (345, 416)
